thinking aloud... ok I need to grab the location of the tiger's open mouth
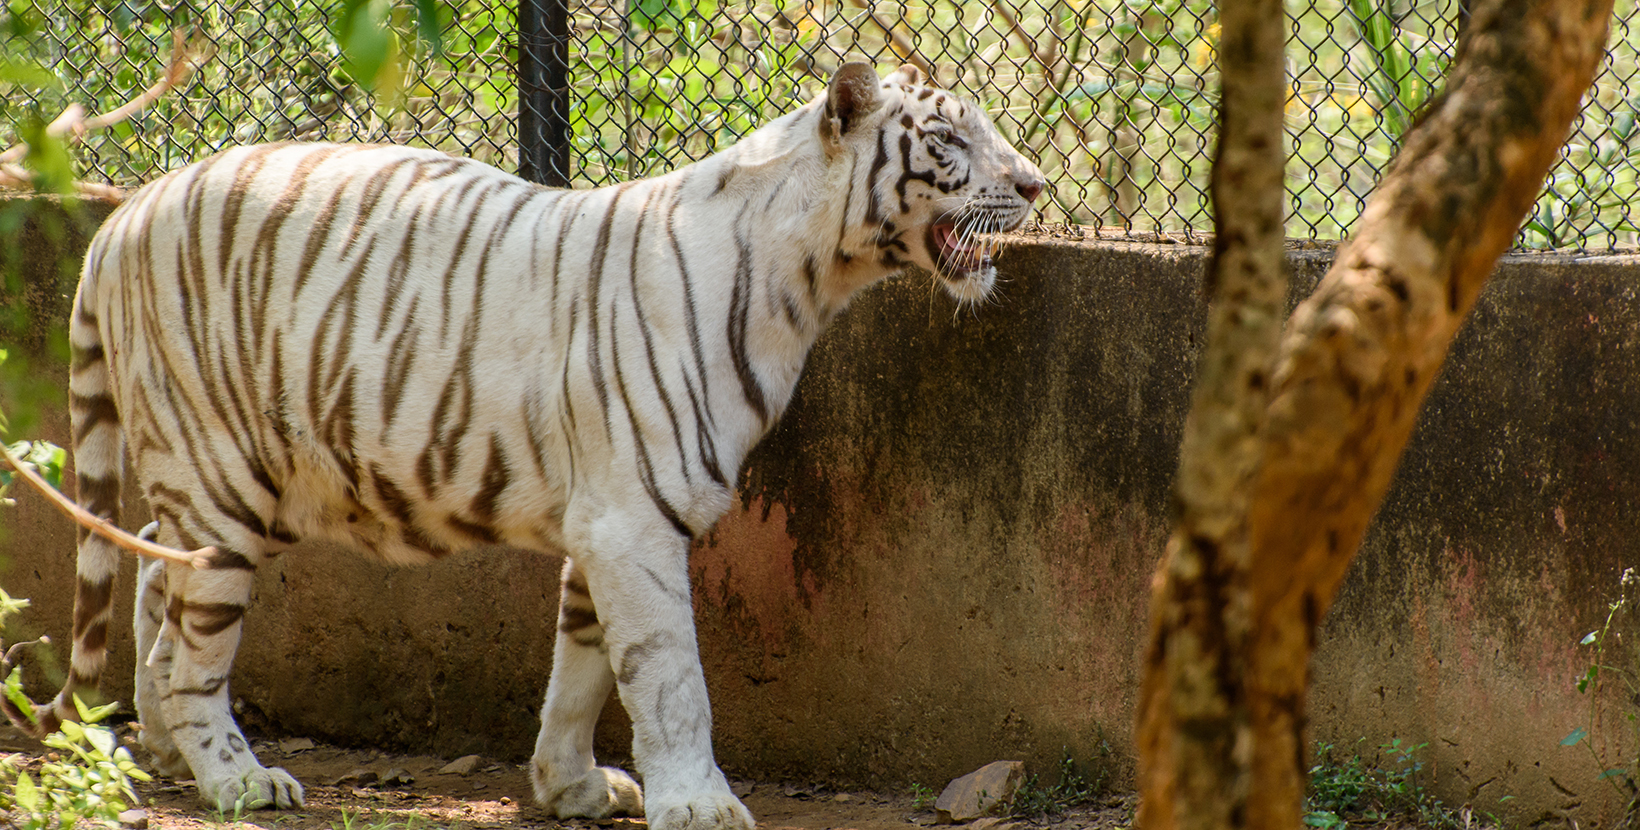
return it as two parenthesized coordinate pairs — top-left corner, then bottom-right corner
(929, 220), (993, 281)
(926, 207), (1025, 295)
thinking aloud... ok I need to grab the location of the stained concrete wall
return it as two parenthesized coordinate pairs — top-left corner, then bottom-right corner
(4, 195), (1637, 824)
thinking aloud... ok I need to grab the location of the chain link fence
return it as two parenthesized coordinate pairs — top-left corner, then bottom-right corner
(3, 0), (1636, 250)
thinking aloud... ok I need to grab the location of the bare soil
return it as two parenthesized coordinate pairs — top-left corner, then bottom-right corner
(0, 726), (1136, 830)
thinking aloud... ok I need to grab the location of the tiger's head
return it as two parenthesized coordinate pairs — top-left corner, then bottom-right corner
(821, 62), (1045, 304)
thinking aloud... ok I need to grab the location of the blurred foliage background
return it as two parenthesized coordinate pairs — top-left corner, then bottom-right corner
(0, 0), (1636, 249)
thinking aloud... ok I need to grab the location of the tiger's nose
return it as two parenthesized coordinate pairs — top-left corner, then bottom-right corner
(1016, 178), (1044, 203)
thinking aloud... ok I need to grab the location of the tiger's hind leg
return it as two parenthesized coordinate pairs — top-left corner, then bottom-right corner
(147, 518), (302, 810)
(132, 523), (189, 778)
(531, 556), (644, 818)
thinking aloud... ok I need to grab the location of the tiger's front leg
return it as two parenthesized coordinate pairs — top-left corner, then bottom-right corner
(561, 511), (754, 830)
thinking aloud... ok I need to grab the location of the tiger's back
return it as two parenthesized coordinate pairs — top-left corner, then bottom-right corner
(37, 63), (1045, 828)
(91, 145), (615, 561)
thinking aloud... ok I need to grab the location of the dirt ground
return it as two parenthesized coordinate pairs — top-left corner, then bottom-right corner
(0, 726), (1136, 830)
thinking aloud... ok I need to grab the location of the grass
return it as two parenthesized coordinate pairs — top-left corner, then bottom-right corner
(333, 809), (437, 830)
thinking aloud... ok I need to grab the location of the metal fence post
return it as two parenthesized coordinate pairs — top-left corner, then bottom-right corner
(519, 0), (570, 186)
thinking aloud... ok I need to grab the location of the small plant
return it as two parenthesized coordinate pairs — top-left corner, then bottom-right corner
(1304, 738), (1482, 830)
(0, 436), (66, 505)
(1, 701), (153, 830)
(1007, 747), (1110, 818)
(0, 590), (151, 830)
(334, 810), (433, 830)
(909, 781), (935, 811)
(1342, 0), (1446, 140)
(1305, 740), (1373, 828)
(1563, 567), (1640, 822)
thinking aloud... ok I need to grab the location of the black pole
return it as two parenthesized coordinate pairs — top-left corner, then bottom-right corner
(519, 0), (570, 186)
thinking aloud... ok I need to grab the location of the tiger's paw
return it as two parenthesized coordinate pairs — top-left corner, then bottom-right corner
(648, 792), (756, 830)
(198, 766), (304, 812)
(133, 722), (191, 779)
(535, 765), (644, 819)
(141, 740), (192, 779)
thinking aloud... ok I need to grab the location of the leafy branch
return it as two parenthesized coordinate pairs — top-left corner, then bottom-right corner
(0, 28), (213, 199)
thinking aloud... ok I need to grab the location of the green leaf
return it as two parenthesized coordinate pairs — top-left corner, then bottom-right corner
(0, 56), (56, 89)
(1598, 768), (1628, 781)
(0, 586), (29, 618)
(633, 0), (675, 31)
(73, 693), (120, 724)
(1303, 811), (1344, 830)
(1578, 665), (1598, 693)
(3, 665), (37, 725)
(410, 0), (445, 55)
(18, 116), (76, 195)
(81, 723), (117, 756)
(14, 769), (38, 811)
(332, 0), (401, 94)
(1562, 727), (1588, 746)
(42, 443), (65, 489)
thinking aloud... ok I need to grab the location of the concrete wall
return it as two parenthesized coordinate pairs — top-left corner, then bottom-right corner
(4, 196), (1637, 823)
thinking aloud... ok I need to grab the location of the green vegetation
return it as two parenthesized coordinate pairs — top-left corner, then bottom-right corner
(1007, 747), (1111, 817)
(1304, 738), (1499, 830)
(2, 0), (1637, 247)
(1562, 567), (1640, 821)
(1, 0), (507, 181)
(0, 589), (151, 830)
(908, 781), (936, 810)
(333, 811), (438, 830)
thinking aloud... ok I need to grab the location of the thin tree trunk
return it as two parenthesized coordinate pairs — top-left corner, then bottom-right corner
(1137, 0), (1614, 827)
(1135, 0), (1287, 824)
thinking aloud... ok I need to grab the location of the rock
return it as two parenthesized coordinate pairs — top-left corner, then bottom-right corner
(833, 793), (853, 803)
(968, 818), (1016, 830)
(381, 767), (415, 787)
(117, 809), (148, 829)
(439, 754), (485, 776)
(782, 785), (810, 799)
(330, 768), (379, 787)
(934, 761), (1025, 824)
(277, 737), (315, 754)
(731, 781), (755, 798)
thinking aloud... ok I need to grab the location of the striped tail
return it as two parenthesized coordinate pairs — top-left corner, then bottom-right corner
(2, 283), (125, 737)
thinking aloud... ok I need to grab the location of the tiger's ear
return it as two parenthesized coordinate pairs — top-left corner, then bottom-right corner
(822, 61), (883, 152)
(885, 63), (926, 87)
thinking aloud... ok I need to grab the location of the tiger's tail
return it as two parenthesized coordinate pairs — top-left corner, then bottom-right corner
(1, 263), (125, 738)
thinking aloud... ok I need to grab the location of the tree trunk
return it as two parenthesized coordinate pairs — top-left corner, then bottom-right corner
(1135, 0), (1287, 824)
(1137, 0), (1614, 828)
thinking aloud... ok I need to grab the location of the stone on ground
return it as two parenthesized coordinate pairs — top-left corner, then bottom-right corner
(934, 761), (1025, 824)
(438, 754), (485, 776)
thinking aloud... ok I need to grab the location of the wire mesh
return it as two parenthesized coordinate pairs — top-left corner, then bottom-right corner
(2, 1), (517, 182)
(2, 0), (1636, 250)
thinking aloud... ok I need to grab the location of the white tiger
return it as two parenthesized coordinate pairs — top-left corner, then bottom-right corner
(6, 62), (1043, 828)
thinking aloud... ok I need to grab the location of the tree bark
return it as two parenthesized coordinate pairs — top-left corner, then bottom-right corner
(1135, 0), (1287, 825)
(1137, 0), (1614, 828)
